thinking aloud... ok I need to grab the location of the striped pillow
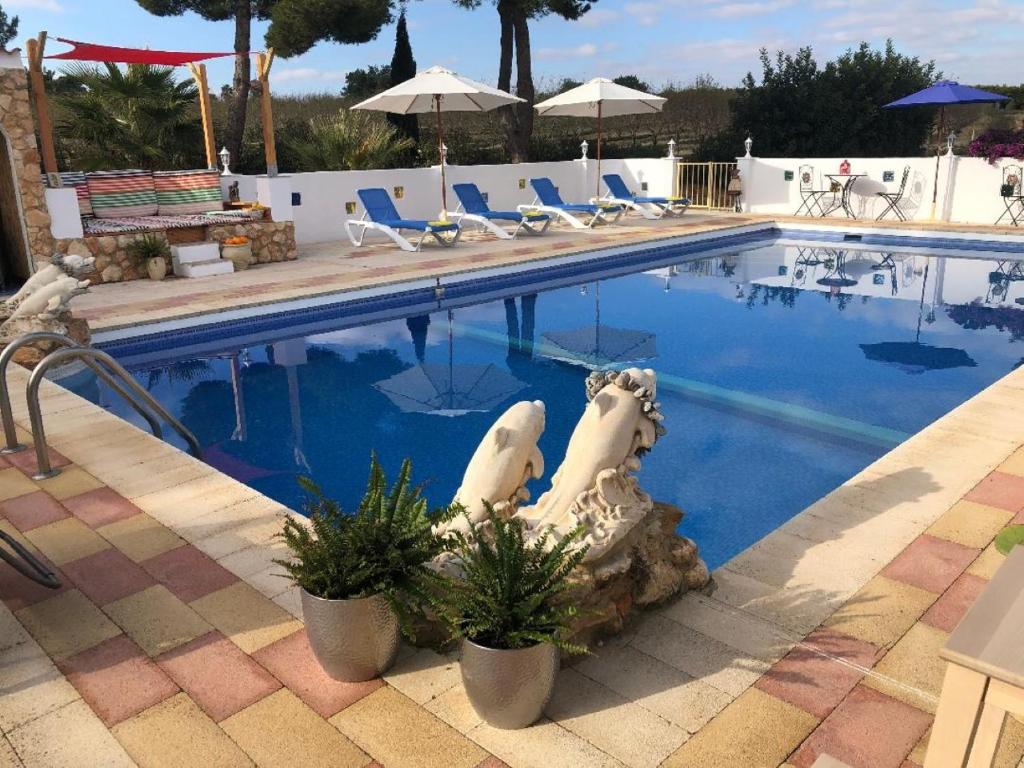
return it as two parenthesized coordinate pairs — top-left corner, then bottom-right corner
(153, 169), (223, 216)
(86, 170), (158, 218)
(42, 172), (94, 217)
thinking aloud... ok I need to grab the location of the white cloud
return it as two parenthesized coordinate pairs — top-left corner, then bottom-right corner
(708, 0), (795, 17)
(623, 2), (659, 26)
(578, 8), (622, 27)
(5, 0), (63, 10)
(536, 43), (599, 60)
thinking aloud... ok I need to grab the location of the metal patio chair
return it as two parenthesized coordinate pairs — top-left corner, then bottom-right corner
(996, 164), (1024, 226)
(794, 165), (830, 216)
(876, 166), (911, 221)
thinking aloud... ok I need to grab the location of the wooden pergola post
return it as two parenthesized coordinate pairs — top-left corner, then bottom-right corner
(25, 31), (60, 186)
(255, 49), (278, 177)
(187, 62), (217, 170)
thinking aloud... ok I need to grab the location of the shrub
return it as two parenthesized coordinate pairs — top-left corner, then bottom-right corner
(968, 128), (1024, 165)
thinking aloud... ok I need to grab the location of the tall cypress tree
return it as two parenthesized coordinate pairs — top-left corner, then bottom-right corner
(0, 2), (19, 50)
(387, 10), (419, 148)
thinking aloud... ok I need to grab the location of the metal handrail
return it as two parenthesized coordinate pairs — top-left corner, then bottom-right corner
(27, 346), (203, 479)
(0, 332), (164, 453)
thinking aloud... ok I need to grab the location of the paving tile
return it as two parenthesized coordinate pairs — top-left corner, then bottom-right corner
(0, 467), (36, 502)
(223, 688), (368, 768)
(62, 487), (142, 528)
(424, 683), (483, 734)
(0, 521), (68, 611)
(57, 634), (178, 726)
(4, 446), (71, 476)
(630, 613), (771, 696)
(469, 716), (623, 768)
(0, 491), (69, 532)
(790, 685), (932, 768)
(34, 467), (105, 502)
(545, 667), (686, 768)
(272, 585), (302, 618)
(967, 543), (1006, 580)
(0, 613), (80, 731)
(996, 446), (1024, 478)
(0, 736), (21, 768)
(113, 692), (252, 768)
(61, 547), (157, 605)
(141, 545), (238, 603)
(189, 581), (302, 654)
(863, 623), (948, 714)
(104, 584), (212, 657)
(383, 646), (461, 705)
(157, 631), (280, 722)
(926, 500), (1015, 549)
(7, 698), (135, 768)
(23, 517), (110, 566)
(964, 471), (1024, 512)
(822, 576), (937, 649)
(97, 513), (185, 563)
(755, 628), (883, 719)
(574, 642), (732, 734)
(707, 567), (843, 637)
(15, 589), (122, 660)
(332, 686), (485, 768)
(662, 687), (818, 768)
(920, 572), (988, 633)
(880, 535), (978, 594)
(474, 759), (510, 768)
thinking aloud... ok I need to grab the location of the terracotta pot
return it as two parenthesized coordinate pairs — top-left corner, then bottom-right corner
(460, 638), (559, 729)
(146, 257), (167, 281)
(221, 243), (254, 271)
(299, 589), (400, 682)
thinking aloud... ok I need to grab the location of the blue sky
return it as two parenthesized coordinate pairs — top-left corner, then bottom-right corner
(5, 0), (1023, 93)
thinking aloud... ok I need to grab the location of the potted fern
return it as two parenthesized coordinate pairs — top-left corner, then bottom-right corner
(433, 508), (588, 729)
(126, 234), (170, 281)
(277, 455), (454, 682)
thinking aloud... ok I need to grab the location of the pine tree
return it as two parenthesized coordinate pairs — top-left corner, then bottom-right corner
(387, 10), (419, 148)
(0, 2), (19, 51)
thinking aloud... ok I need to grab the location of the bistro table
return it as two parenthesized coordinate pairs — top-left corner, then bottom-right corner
(924, 546), (1024, 767)
(822, 174), (867, 219)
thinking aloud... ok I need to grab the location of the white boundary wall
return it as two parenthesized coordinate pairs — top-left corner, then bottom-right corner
(737, 154), (1019, 225)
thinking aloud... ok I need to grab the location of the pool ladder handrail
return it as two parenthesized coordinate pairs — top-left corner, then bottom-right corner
(0, 332), (202, 480)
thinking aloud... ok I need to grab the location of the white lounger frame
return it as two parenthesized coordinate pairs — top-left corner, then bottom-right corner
(451, 205), (553, 240)
(597, 196), (690, 220)
(518, 199), (624, 230)
(344, 212), (462, 252)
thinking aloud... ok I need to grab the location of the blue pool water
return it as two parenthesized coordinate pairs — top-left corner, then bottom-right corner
(75, 234), (1024, 569)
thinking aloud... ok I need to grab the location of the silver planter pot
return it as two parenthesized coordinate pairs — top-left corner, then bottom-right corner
(460, 638), (559, 729)
(300, 589), (400, 682)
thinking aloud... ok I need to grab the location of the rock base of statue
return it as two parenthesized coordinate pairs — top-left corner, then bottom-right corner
(1, 313), (92, 368)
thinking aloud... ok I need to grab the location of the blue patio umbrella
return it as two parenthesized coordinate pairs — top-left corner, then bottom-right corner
(884, 81), (1009, 217)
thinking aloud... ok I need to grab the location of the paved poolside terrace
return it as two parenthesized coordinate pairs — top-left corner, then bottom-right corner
(3, 210), (1024, 767)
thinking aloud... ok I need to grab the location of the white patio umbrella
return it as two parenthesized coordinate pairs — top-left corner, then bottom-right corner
(534, 78), (666, 197)
(351, 65), (524, 215)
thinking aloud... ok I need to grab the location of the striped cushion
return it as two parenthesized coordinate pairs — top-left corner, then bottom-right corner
(42, 172), (94, 217)
(86, 170), (158, 218)
(153, 169), (223, 215)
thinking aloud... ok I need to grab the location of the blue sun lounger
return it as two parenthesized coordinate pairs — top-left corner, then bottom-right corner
(451, 183), (552, 239)
(344, 188), (461, 252)
(523, 177), (624, 229)
(602, 174), (690, 219)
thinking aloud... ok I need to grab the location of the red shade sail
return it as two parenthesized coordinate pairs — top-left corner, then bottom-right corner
(45, 38), (241, 66)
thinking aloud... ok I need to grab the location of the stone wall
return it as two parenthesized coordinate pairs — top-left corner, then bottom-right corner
(54, 220), (297, 283)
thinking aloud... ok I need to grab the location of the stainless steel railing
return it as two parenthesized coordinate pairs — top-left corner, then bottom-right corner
(0, 332), (202, 479)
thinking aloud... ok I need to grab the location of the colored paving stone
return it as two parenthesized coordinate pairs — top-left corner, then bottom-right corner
(57, 635), (178, 726)
(62, 486), (143, 528)
(0, 467), (36, 502)
(112, 692), (253, 768)
(880, 535), (979, 594)
(470, 717), (622, 768)
(755, 629), (883, 719)
(61, 547), (157, 605)
(0, 522), (68, 611)
(0, 491), (69, 532)
(384, 647), (461, 705)
(252, 629), (382, 718)
(964, 471), (1024, 512)
(661, 687), (818, 768)
(821, 576), (936, 649)
(141, 545), (238, 603)
(996, 446), (1024, 477)
(862, 623), (949, 714)
(15, 589), (122, 661)
(790, 685), (932, 768)
(967, 543), (1006, 579)
(920, 572), (989, 633)
(5, 446), (70, 476)
(926, 500), (1015, 549)
(23, 516), (111, 566)
(34, 466), (105, 501)
(331, 686), (487, 768)
(7, 699), (135, 768)
(0, 612), (80, 732)
(188, 581), (302, 654)
(97, 512), (185, 562)
(157, 631), (280, 722)
(222, 688), (370, 768)
(104, 584), (212, 657)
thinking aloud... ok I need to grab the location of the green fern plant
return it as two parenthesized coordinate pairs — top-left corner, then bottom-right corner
(432, 506), (589, 654)
(276, 454), (456, 615)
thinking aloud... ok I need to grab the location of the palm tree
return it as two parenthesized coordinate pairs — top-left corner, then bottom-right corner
(55, 63), (203, 171)
(287, 110), (415, 171)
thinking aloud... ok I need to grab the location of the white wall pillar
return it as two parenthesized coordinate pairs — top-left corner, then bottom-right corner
(736, 156), (755, 213)
(256, 175), (294, 222)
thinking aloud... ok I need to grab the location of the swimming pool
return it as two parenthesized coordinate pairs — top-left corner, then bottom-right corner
(75, 231), (1024, 569)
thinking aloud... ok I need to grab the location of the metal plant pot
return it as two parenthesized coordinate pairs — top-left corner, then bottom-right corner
(300, 589), (400, 682)
(460, 638), (559, 729)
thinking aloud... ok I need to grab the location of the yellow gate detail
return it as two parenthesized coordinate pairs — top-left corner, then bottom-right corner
(675, 161), (737, 210)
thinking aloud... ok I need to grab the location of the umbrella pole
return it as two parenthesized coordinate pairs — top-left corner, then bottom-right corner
(436, 95), (448, 217)
(596, 101), (603, 199)
(930, 105), (944, 219)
